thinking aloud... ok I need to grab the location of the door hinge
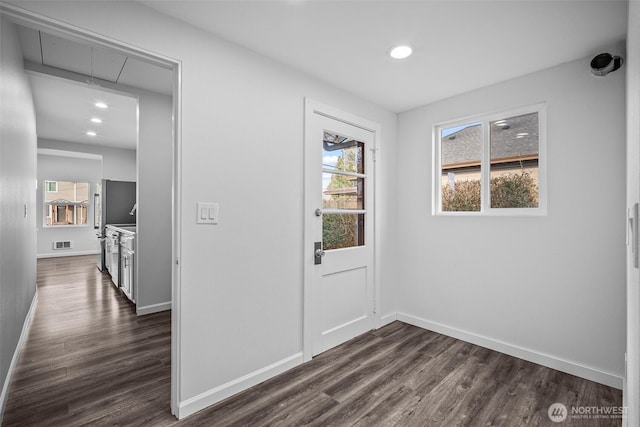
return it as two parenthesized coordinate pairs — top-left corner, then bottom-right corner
(370, 148), (377, 163)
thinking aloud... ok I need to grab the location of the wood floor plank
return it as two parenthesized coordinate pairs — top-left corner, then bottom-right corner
(1, 255), (623, 426)
(307, 345), (432, 426)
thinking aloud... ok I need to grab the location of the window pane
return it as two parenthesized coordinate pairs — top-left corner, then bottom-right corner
(440, 123), (481, 212)
(322, 173), (364, 210)
(45, 181), (57, 192)
(490, 112), (539, 208)
(44, 181), (89, 226)
(323, 132), (364, 174)
(322, 213), (364, 250)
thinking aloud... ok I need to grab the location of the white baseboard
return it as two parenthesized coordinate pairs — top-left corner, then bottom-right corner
(136, 301), (172, 316)
(37, 250), (99, 259)
(378, 312), (397, 328)
(177, 352), (304, 420)
(396, 312), (623, 390)
(0, 289), (38, 422)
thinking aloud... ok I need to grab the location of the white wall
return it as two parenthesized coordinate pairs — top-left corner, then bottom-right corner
(136, 91), (172, 313)
(396, 55), (626, 387)
(36, 153), (102, 257)
(5, 1), (398, 417)
(0, 17), (37, 419)
(38, 138), (136, 181)
(626, 0), (640, 424)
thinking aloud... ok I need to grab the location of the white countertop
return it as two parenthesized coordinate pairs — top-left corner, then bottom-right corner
(106, 224), (136, 235)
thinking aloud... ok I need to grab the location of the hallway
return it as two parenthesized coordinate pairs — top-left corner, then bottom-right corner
(2, 255), (173, 425)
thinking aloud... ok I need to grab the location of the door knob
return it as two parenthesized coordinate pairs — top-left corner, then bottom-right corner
(315, 248), (325, 257)
(315, 208), (323, 217)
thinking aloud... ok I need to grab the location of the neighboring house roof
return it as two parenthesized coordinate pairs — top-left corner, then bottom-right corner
(46, 198), (89, 204)
(442, 113), (539, 168)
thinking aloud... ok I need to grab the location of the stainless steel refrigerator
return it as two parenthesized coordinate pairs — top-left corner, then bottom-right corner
(95, 179), (136, 271)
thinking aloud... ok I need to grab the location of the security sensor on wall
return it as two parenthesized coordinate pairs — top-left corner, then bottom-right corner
(590, 53), (624, 77)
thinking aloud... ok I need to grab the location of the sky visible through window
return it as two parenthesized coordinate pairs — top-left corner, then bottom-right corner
(322, 150), (339, 191)
(441, 122), (481, 137)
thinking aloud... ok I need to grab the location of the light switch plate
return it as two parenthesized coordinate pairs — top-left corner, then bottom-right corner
(197, 202), (219, 224)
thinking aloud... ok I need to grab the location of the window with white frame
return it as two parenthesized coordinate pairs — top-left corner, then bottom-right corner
(44, 180), (90, 226)
(45, 180), (58, 192)
(434, 104), (546, 215)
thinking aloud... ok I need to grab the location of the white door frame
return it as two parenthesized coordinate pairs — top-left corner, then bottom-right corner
(303, 98), (382, 362)
(0, 4), (183, 416)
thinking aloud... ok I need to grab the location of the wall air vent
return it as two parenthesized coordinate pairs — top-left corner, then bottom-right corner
(52, 240), (73, 250)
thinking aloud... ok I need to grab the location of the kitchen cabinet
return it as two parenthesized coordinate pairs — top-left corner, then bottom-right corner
(104, 224), (136, 303)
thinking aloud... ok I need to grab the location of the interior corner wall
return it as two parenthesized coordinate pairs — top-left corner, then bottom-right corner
(6, 1), (398, 417)
(36, 154), (102, 258)
(136, 90), (172, 313)
(396, 55), (626, 386)
(0, 17), (37, 418)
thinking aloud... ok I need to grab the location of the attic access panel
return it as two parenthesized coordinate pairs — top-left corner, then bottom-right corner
(40, 32), (127, 82)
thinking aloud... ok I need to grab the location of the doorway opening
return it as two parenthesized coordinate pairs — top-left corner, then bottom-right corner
(1, 5), (182, 416)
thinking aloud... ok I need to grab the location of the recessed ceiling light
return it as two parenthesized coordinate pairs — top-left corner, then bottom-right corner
(86, 131), (97, 136)
(389, 45), (413, 59)
(516, 133), (529, 137)
(94, 102), (108, 109)
(91, 117), (102, 124)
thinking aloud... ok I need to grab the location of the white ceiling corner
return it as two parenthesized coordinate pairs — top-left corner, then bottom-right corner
(117, 56), (174, 95)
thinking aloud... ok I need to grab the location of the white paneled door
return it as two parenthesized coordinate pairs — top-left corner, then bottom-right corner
(304, 100), (377, 357)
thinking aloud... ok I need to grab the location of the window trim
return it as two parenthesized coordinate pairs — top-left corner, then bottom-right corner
(433, 103), (547, 216)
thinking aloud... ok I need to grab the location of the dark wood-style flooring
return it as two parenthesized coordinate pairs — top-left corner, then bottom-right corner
(2, 255), (622, 426)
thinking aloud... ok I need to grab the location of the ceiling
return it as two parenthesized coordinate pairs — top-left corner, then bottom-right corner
(28, 72), (138, 150)
(17, 25), (173, 150)
(16, 1), (628, 150)
(18, 26), (173, 96)
(143, 0), (628, 113)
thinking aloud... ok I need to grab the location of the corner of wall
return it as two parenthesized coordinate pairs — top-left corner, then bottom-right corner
(0, 291), (37, 423)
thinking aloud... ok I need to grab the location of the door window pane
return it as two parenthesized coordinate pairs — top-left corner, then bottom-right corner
(440, 123), (482, 211)
(322, 213), (365, 250)
(490, 112), (539, 208)
(321, 131), (366, 249)
(323, 132), (364, 174)
(322, 173), (364, 210)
